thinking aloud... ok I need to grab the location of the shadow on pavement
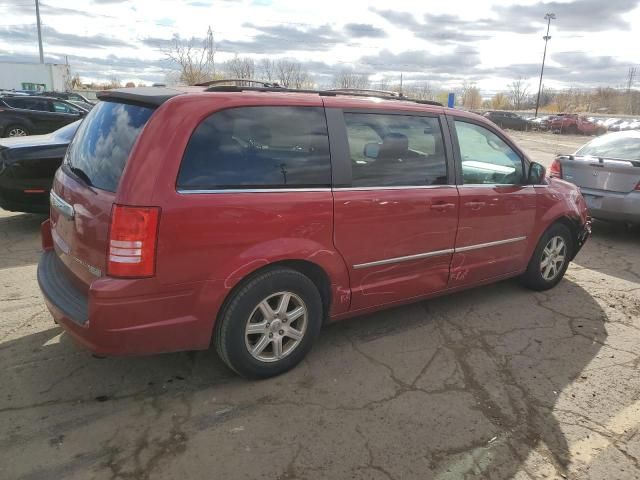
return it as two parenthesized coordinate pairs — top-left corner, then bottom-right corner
(0, 278), (607, 479)
(0, 212), (47, 270)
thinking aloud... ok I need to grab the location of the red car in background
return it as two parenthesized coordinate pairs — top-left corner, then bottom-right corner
(37, 85), (591, 378)
(549, 114), (606, 135)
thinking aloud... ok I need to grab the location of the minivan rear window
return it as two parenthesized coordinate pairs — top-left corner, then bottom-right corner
(65, 101), (153, 192)
(177, 106), (331, 190)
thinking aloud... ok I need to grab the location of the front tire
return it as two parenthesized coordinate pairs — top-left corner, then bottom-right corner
(214, 267), (323, 379)
(520, 223), (573, 291)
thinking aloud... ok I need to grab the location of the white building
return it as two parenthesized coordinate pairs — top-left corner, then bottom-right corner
(0, 61), (70, 92)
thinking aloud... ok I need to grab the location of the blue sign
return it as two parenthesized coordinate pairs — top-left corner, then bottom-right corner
(447, 93), (455, 108)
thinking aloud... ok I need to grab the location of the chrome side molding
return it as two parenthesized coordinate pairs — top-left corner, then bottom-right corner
(454, 236), (527, 253)
(353, 248), (454, 269)
(353, 236), (527, 269)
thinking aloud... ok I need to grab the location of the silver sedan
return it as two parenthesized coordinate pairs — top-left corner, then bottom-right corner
(550, 130), (640, 224)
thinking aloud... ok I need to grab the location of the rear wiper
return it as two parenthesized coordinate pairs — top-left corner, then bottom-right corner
(68, 165), (93, 187)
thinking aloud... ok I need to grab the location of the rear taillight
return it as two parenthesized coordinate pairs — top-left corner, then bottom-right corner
(548, 158), (562, 178)
(635, 182), (640, 191)
(107, 205), (160, 278)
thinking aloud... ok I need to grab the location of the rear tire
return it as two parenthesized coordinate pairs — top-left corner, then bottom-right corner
(4, 124), (30, 137)
(520, 223), (574, 291)
(214, 267), (323, 379)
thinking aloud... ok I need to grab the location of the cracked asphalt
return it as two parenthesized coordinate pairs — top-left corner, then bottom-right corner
(1, 132), (639, 480)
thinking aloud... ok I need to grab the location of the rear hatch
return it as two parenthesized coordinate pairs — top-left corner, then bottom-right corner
(50, 100), (154, 289)
(560, 156), (640, 193)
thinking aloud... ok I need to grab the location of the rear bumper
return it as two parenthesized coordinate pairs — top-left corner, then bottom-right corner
(37, 249), (221, 356)
(580, 187), (640, 223)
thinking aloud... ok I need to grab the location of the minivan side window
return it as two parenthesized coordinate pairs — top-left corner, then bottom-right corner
(454, 121), (524, 185)
(177, 107), (331, 190)
(344, 113), (448, 187)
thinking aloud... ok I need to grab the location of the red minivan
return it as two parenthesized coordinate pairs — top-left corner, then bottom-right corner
(37, 85), (591, 378)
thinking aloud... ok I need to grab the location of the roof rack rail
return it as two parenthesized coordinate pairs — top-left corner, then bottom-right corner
(201, 84), (443, 107)
(325, 88), (404, 98)
(195, 78), (282, 88)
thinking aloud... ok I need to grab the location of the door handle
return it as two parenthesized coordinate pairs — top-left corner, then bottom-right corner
(431, 202), (455, 211)
(465, 201), (486, 210)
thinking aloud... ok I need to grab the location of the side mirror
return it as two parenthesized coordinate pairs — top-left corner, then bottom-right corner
(528, 162), (546, 185)
(363, 142), (380, 159)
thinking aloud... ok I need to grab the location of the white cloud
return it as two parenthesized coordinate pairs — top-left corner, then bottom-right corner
(0, 0), (638, 90)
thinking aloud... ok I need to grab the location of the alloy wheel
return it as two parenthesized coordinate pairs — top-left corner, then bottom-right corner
(540, 235), (567, 281)
(8, 127), (27, 137)
(244, 291), (308, 363)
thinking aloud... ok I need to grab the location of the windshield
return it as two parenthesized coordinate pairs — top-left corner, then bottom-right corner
(64, 101), (153, 191)
(575, 133), (640, 161)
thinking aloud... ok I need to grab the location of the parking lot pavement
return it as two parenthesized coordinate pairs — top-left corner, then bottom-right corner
(508, 130), (587, 167)
(1, 133), (639, 480)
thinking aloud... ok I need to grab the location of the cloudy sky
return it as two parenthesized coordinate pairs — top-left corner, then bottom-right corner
(0, 0), (639, 92)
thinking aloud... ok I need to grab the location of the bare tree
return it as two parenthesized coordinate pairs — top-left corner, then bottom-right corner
(105, 76), (122, 90)
(490, 92), (509, 109)
(70, 73), (83, 90)
(273, 59), (313, 88)
(259, 59), (275, 82)
(164, 26), (216, 85)
(461, 81), (482, 109)
(332, 70), (369, 90)
(225, 56), (256, 83)
(404, 82), (434, 100)
(508, 77), (530, 110)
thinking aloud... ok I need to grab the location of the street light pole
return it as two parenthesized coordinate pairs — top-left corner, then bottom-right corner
(534, 12), (556, 117)
(35, 0), (44, 64)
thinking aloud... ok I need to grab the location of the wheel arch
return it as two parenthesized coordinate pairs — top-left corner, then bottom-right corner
(547, 215), (583, 260)
(213, 259), (335, 346)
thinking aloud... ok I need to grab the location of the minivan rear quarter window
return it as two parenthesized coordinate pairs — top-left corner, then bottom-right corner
(177, 106), (331, 190)
(65, 101), (153, 192)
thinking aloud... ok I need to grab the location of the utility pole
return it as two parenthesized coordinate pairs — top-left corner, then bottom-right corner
(627, 67), (637, 115)
(534, 12), (556, 117)
(35, 0), (44, 63)
(399, 72), (403, 96)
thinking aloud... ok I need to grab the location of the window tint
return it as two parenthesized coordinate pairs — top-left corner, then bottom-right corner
(3, 97), (27, 109)
(52, 101), (77, 113)
(65, 101), (153, 192)
(344, 113), (447, 187)
(178, 107), (330, 189)
(455, 121), (524, 185)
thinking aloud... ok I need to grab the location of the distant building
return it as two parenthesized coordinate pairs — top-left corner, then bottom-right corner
(0, 61), (70, 92)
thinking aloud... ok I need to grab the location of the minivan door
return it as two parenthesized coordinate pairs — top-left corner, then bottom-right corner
(330, 109), (459, 311)
(448, 118), (538, 286)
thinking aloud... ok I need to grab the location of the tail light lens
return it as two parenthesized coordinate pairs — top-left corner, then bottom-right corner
(548, 158), (562, 178)
(635, 182), (640, 191)
(107, 205), (160, 277)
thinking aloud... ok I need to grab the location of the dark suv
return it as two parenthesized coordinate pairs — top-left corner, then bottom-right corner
(37, 91), (94, 104)
(483, 111), (530, 131)
(0, 96), (86, 137)
(37, 85), (590, 378)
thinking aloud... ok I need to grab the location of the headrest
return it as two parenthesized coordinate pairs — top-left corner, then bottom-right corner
(379, 133), (409, 158)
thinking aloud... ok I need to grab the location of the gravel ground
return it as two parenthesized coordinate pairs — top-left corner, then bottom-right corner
(1, 131), (639, 480)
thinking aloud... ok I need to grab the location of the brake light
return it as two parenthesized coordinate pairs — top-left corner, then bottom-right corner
(107, 205), (160, 277)
(635, 182), (640, 191)
(548, 158), (562, 178)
